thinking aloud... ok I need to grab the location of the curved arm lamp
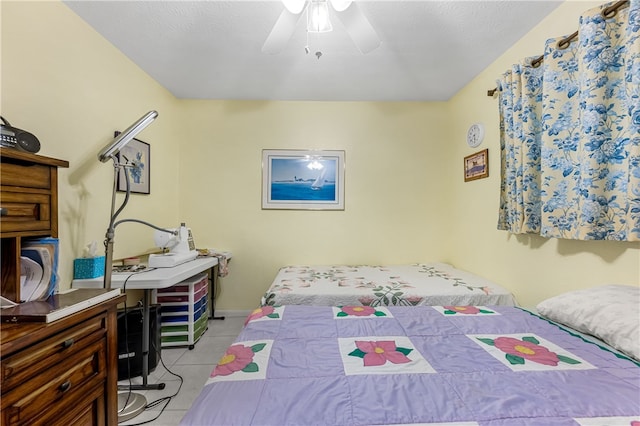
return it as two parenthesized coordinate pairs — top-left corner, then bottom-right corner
(98, 110), (177, 289)
(98, 111), (159, 292)
(97, 111), (177, 422)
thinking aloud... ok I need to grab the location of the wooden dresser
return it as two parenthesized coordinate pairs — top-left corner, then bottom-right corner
(0, 150), (68, 302)
(0, 149), (122, 425)
(1, 297), (124, 425)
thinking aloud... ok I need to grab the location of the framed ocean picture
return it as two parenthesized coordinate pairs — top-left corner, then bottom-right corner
(262, 149), (345, 210)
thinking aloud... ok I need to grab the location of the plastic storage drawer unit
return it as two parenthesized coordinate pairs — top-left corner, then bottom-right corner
(153, 272), (209, 349)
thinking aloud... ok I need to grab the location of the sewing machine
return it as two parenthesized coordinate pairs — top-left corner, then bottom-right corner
(148, 223), (197, 268)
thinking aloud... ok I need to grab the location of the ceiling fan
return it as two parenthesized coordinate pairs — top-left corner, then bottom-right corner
(262, 0), (381, 55)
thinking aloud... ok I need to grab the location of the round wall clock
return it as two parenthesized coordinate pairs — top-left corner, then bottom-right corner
(467, 123), (485, 148)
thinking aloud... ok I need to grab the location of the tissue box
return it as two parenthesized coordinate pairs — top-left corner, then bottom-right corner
(73, 256), (105, 279)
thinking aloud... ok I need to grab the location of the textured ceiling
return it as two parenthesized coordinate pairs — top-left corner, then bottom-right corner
(63, 1), (563, 101)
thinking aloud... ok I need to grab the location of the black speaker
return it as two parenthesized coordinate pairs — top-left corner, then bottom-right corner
(117, 304), (161, 381)
(15, 130), (41, 153)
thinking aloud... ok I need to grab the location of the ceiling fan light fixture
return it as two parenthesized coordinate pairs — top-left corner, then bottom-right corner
(307, 0), (333, 33)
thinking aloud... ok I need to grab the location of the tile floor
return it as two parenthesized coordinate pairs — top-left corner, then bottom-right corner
(118, 312), (248, 426)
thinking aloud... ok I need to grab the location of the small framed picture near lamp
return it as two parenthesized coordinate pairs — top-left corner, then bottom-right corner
(114, 132), (150, 194)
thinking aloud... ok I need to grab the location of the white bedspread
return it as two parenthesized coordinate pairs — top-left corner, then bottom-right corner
(261, 263), (516, 307)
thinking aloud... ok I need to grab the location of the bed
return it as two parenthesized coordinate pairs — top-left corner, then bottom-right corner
(261, 263), (517, 307)
(181, 285), (640, 426)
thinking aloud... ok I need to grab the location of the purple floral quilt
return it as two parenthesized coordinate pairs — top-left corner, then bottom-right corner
(180, 305), (640, 426)
(261, 263), (517, 307)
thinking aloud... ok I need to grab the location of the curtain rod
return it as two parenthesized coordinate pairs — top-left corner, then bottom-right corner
(487, 0), (629, 97)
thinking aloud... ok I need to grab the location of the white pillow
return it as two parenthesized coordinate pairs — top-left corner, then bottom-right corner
(536, 284), (640, 361)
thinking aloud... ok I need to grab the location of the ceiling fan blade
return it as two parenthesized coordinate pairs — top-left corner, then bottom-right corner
(282, 0), (306, 14)
(329, 0), (352, 13)
(334, 2), (380, 54)
(262, 7), (304, 54)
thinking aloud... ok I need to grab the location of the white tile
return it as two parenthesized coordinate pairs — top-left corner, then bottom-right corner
(147, 364), (216, 411)
(145, 410), (187, 426)
(118, 410), (158, 426)
(158, 346), (188, 366)
(118, 407), (186, 426)
(206, 316), (247, 336)
(120, 316), (244, 425)
(175, 335), (236, 366)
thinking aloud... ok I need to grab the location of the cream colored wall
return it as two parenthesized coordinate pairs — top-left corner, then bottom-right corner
(447, 0), (640, 307)
(177, 100), (452, 309)
(1, 1), (182, 291)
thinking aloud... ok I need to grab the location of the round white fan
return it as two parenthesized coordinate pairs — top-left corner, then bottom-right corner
(262, 0), (381, 54)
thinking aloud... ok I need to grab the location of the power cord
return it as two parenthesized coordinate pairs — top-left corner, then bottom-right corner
(116, 267), (185, 425)
(125, 339), (184, 425)
(117, 272), (136, 417)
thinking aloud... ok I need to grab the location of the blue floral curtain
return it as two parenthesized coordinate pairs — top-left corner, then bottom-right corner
(497, 0), (640, 241)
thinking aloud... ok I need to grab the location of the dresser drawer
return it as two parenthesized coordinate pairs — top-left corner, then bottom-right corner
(0, 162), (51, 189)
(1, 338), (106, 426)
(1, 313), (106, 392)
(46, 383), (105, 426)
(0, 191), (51, 234)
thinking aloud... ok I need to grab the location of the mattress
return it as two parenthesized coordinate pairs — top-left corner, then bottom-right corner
(261, 263), (516, 307)
(180, 304), (640, 426)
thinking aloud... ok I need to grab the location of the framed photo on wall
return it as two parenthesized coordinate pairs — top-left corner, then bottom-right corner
(262, 149), (345, 210)
(464, 149), (489, 182)
(115, 131), (150, 194)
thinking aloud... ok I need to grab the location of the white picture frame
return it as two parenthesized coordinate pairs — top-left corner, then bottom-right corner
(262, 149), (345, 210)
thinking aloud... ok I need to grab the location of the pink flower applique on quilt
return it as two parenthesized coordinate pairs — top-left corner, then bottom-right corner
(245, 306), (279, 325)
(443, 306), (495, 315)
(337, 306), (386, 317)
(348, 340), (412, 367)
(477, 336), (581, 366)
(211, 343), (266, 377)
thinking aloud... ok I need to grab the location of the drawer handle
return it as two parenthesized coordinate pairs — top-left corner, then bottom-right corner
(59, 380), (72, 393)
(61, 338), (74, 349)
(0, 207), (6, 216)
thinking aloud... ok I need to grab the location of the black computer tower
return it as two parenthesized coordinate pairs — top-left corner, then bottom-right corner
(117, 304), (161, 381)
